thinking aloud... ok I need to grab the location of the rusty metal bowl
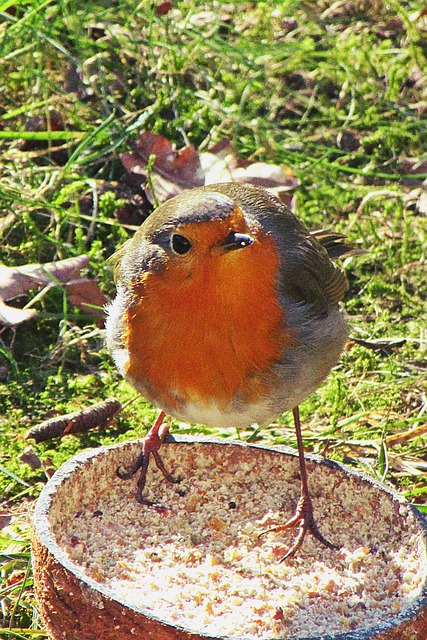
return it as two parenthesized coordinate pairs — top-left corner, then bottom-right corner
(32, 437), (427, 640)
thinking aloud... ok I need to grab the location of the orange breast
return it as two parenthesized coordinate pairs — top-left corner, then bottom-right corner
(124, 231), (293, 411)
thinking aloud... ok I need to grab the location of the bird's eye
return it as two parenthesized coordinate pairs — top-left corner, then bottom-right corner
(171, 233), (192, 255)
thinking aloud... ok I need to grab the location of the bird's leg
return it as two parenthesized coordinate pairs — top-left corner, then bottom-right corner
(116, 410), (180, 506)
(260, 406), (339, 562)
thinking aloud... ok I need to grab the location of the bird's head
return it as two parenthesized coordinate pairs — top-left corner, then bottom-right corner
(115, 191), (266, 290)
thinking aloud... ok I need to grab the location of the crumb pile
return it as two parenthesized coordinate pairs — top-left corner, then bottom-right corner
(51, 442), (427, 639)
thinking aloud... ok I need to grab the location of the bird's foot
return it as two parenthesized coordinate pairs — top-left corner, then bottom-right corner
(116, 412), (180, 506)
(259, 493), (339, 562)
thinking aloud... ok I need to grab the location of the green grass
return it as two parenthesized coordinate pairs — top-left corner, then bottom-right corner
(1, 0), (427, 636)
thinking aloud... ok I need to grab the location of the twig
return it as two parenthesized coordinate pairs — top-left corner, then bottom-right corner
(25, 398), (123, 443)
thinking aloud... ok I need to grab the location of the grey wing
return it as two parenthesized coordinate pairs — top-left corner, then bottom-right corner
(281, 233), (349, 315)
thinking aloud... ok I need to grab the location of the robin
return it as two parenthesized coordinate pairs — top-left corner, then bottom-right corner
(106, 182), (352, 560)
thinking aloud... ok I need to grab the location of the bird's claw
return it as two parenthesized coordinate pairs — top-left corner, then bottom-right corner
(116, 412), (180, 506)
(259, 494), (338, 562)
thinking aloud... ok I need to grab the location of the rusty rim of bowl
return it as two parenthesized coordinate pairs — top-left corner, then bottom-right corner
(33, 435), (427, 640)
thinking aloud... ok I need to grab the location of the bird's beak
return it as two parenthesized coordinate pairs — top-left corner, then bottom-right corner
(220, 231), (254, 252)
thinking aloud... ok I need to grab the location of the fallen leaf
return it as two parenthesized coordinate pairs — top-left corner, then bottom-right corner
(0, 301), (36, 326)
(63, 63), (92, 100)
(155, 1), (173, 15)
(202, 139), (300, 203)
(402, 157), (427, 173)
(20, 108), (65, 151)
(66, 279), (109, 318)
(0, 255), (88, 300)
(18, 446), (42, 470)
(0, 513), (12, 530)
(401, 157), (427, 182)
(0, 255), (109, 326)
(120, 131), (204, 203)
(120, 131), (299, 208)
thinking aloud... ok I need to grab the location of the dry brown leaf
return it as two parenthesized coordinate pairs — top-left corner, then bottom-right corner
(66, 279), (109, 318)
(0, 255), (88, 300)
(18, 446), (43, 470)
(401, 157), (427, 187)
(0, 255), (108, 326)
(120, 131), (204, 204)
(0, 300), (37, 326)
(202, 138), (298, 187)
(401, 157), (427, 175)
(63, 63), (91, 100)
(0, 513), (12, 530)
(155, 1), (173, 15)
(202, 141), (299, 210)
(120, 131), (299, 208)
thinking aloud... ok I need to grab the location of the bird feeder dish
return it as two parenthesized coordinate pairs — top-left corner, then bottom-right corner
(32, 437), (427, 640)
